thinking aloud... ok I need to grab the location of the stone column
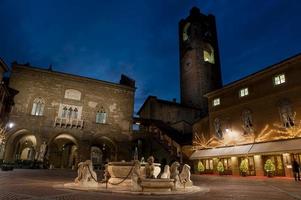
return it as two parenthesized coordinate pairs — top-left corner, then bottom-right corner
(254, 155), (264, 176)
(78, 140), (91, 162)
(231, 156), (240, 176)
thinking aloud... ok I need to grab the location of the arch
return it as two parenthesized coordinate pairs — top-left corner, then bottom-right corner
(203, 43), (215, 64)
(92, 136), (117, 163)
(48, 133), (79, 169)
(4, 129), (40, 162)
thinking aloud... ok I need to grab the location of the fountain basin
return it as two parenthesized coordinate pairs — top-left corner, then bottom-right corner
(140, 178), (174, 192)
(107, 161), (161, 179)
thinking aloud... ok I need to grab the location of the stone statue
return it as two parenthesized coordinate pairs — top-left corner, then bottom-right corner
(74, 160), (98, 187)
(170, 161), (180, 189)
(37, 141), (47, 162)
(160, 165), (170, 179)
(179, 164), (193, 187)
(145, 156), (155, 179)
(131, 160), (142, 191)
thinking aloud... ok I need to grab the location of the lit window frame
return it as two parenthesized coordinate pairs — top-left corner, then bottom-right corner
(239, 87), (249, 98)
(213, 98), (220, 107)
(273, 74), (286, 86)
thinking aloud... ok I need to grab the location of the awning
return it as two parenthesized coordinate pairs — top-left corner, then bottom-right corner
(190, 138), (301, 160)
(190, 144), (252, 159)
(250, 138), (301, 154)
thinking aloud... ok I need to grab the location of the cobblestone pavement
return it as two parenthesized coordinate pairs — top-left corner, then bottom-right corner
(0, 169), (301, 200)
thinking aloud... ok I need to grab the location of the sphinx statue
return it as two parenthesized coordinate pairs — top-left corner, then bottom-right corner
(131, 160), (142, 191)
(179, 164), (193, 187)
(145, 156), (155, 179)
(74, 160), (98, 187)
(160, 165), (170, 179)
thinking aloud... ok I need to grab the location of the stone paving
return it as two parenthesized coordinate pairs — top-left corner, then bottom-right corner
(0, 169), (301, 199)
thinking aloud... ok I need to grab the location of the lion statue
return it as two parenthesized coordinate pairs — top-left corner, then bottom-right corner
(131, 160), (142, 191)
(74, 160), (98, 187)
(170, 161), (180, 189)
(145, 156), (155, 179)
(179, 164), (193, 187)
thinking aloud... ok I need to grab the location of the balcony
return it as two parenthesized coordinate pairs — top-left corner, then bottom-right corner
(54, 117), (84, 129)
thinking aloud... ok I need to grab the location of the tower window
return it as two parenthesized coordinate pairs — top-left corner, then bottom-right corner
(203, 43), (215, 64)
(213, 98), (220, 106)
(274, 74), (286, 85)
(239, 88), (249, 97)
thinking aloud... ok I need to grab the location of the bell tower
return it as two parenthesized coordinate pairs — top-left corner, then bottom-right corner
(179, 7), (222, 113)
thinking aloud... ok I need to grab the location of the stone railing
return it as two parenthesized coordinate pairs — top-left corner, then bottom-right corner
(54, 117), (84, 129)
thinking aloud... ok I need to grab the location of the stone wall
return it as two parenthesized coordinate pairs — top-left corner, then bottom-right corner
(5, 64), (135, 166)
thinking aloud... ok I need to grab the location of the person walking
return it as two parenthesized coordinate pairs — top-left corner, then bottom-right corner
(292, 159), (300, 181)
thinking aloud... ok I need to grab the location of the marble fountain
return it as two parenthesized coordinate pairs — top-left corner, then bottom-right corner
(59, 156), (204, 195)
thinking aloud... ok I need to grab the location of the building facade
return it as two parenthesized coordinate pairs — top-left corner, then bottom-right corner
(4, 63), (135, 168)
(191, 54), (301, 177)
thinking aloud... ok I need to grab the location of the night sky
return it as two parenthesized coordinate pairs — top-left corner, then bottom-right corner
(1, 0), (301, 113)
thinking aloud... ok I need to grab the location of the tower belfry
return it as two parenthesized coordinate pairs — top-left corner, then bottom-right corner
(179, 7), (222, 113)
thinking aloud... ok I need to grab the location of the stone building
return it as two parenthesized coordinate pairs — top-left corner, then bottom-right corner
(4, 63), (135, 168)
(191, 54), (301, 177)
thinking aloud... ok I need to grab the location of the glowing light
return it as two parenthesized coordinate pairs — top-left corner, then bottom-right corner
(8, 122), (14, 129)
(225, 129), (229, 132)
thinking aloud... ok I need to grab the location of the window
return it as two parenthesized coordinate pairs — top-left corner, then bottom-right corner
(96, 107), (107, 124)
(203, 43), (215, 64)
(213, 98), (220, 106)
(274, 74), (286, 85)
(61, 107), (68, 118)
(239, 88), (249, 97)
(31, 97), (45, 116)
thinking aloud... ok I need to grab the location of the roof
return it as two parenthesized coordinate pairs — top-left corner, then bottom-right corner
(206, 52), (301, 98)
(137, 96), (201, 115)
(12, 63), (136, 91)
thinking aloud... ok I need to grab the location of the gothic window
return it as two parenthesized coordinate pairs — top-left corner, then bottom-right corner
(279, 100), (295, 128)
(68, 107), (73, 119)
(31, 97), (45, 116)
(73, 108), (78, 119)
(203, 43), (215, 64)
(242, 109), (254, 134)
(61, 106), (68, 118)
(96, 107), (107, 124)
(214, 118), (223, 139)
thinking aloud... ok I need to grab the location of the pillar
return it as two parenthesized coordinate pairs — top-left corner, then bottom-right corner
(254, 155), (264, 176)
(78, 140), (90, 162)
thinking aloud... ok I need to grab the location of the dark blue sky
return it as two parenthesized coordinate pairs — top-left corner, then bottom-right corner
(1, 0), (301, 113)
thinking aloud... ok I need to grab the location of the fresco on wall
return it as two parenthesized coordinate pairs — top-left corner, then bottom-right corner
(193, 120), (301, 149)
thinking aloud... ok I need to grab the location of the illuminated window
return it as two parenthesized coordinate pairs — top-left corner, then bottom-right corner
(274, 74), (286, 85)
(239, 88), (249, 97)
(213, 98), (220, 106)
(182, 22), (191, 41)
(279, 100), (294, 128)
(31, 97), (45, 116)
(203, 43), (215, 64)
